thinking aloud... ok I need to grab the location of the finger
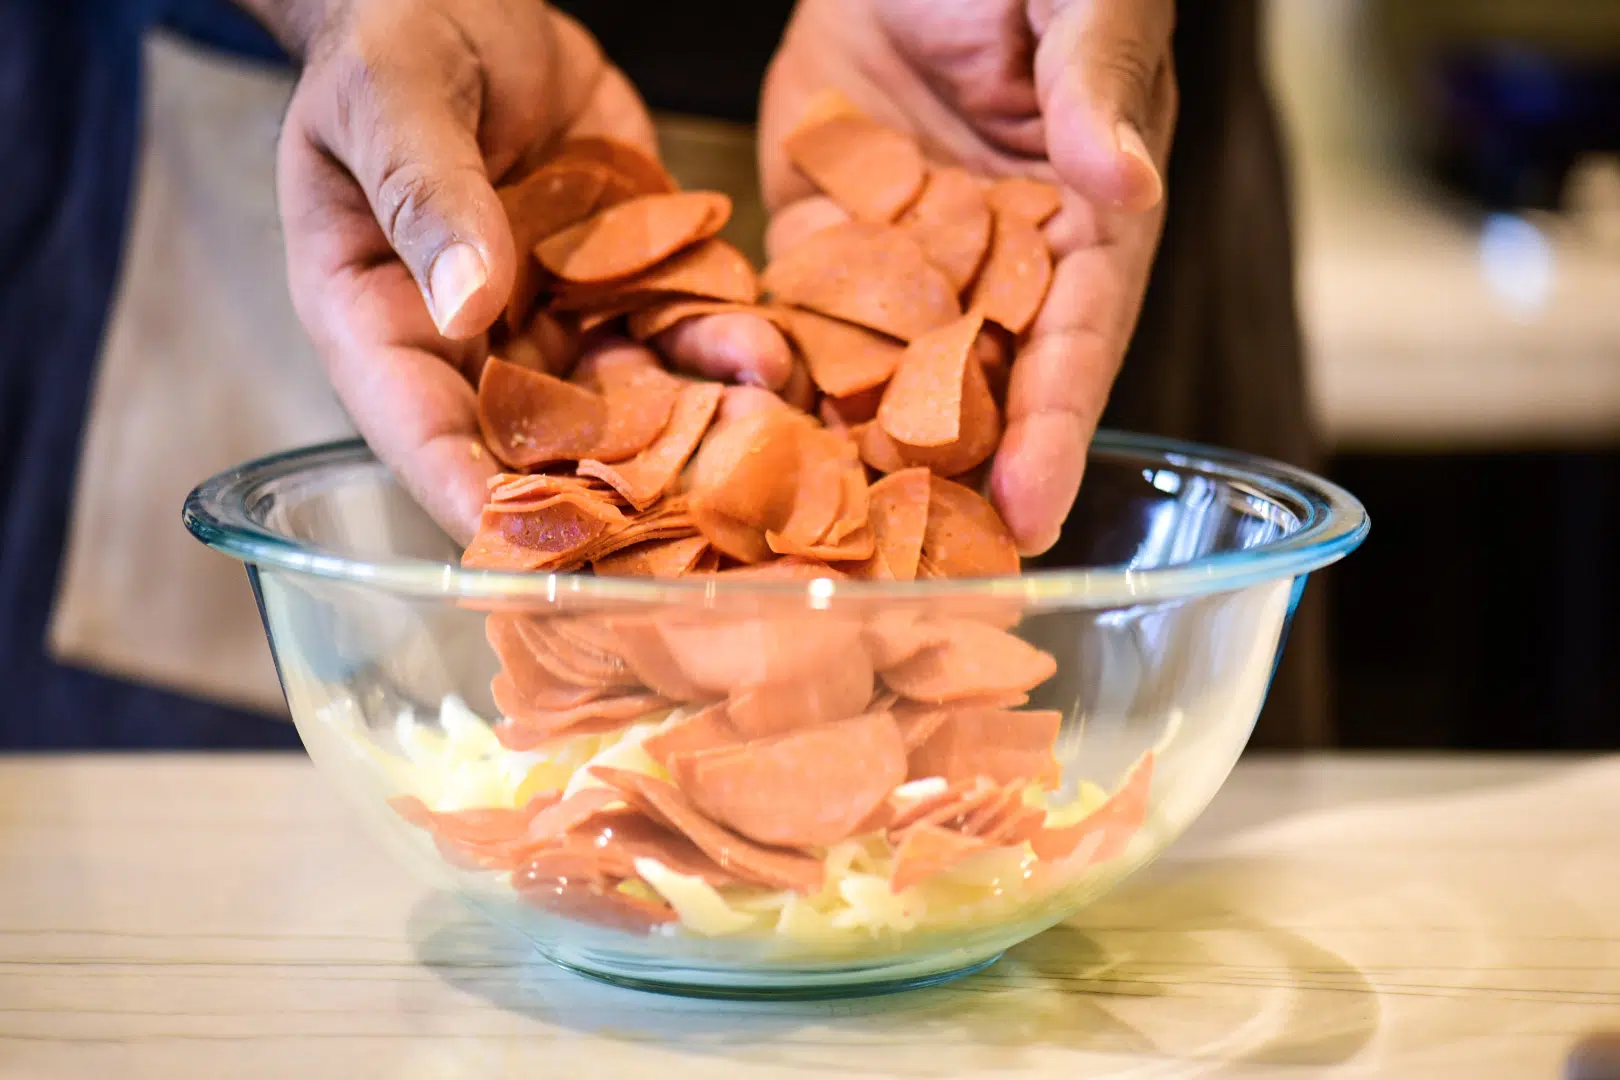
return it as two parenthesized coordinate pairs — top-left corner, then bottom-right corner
(1031, 0), (1175, 212)
(764, 195), (851, 262)
(307, 28), (514, 340)
(279, 114), (497, 544)
(655, 313), (796, 390)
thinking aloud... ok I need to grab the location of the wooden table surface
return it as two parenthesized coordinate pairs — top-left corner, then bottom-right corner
(2, 753), (1617, 1079)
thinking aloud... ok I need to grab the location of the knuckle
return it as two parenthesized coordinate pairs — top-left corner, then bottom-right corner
(1095, 48), (1158, 111)
(374, 161), (449, 260)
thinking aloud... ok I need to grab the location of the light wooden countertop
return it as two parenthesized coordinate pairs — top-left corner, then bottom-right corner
(2, 753), (1617, 1078)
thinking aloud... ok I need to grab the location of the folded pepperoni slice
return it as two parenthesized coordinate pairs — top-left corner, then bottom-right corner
(516, 875), (678, 934)
(461, 493), (627, 571)
(521, 787), (626, 846)
(899, 167), (994, 292)
(578, 380), (722, 511)
(921, 475), (1020, 578)
(641, 702), (740, 768)
(592, 535), (712, 578)
(761, 222), (959, 342)
(889, 822), (989, 892)
(765, 427), (850, 550)
(984, 176), (1063, 226)
(819, 384), (885, 429)
(537, 192), (731, 284)
(555, 238), (759, 312)
(1030, 750), (1154, 863)
(551, 135), (678, 199)
(885, 339), (1002, 478)
(726, 642), (875, 739)
(852, 420), (908, 476)
(825, 460), (871, 544)
(966, 210), (1053, 336)
(882, 619), (1056, 703)
(476, 357), (607, 470)
(685, 408), (806, 562)
(784, 110), (926, 224)
(589, 770), (825, 893)
(672, 710), (906, 848)
(849, 468), (931, 582)
(877, 311), (984, 448)
(781, 308), (905, 398)
(907, 705), (1061, 787)
(498, 161), (610, 331)
(569, 341), (684, 463)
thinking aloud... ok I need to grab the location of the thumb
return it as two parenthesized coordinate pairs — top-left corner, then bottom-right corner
(1030, 0), (1174, 213)
(311, 58), (515, 340)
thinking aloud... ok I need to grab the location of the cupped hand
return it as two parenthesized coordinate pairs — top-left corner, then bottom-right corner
(759, 0), (1177, 555)
(264, 0), (789, 544)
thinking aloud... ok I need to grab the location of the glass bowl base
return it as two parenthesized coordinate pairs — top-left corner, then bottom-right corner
(537, 944), (1007, 1000)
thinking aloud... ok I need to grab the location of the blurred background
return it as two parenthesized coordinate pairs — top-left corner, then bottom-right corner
(1265, 1), (1620, 748)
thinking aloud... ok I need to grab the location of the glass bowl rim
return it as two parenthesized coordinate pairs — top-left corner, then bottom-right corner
(183, 431), (1368, 608)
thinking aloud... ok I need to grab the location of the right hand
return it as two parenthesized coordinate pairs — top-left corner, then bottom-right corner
(263, 0), (790, 544)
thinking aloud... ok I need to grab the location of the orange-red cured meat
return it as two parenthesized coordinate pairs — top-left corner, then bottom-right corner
(570, 342), (684, 463)
(1031, 751), (1154, 863)
(578, 380), (723, 511)
(825, 460), (871, 545)
(769, 428), (851, 549)
(852, 420), (908, 476)
(605, 618), (710, 701)
(556, 237), (759, 312)
(686, 408), (806, 561)
(882, 618), (1056, 702)
(850, 468), (931, 581)
(782, 308), (905, 398)
(537, 192), (731, 284)
(627, 299), (785, 342)
(390, 793), (558, 847)
(921, 475), (1020, 578)
(766, 523), (875, 563)
(576, 504), (701, 565)
(984, 176), (1063, 226)
(498, 161), (609, 330)
(555, 808), (747, 888)
(485, 615), (606, 711)
(640, 702), (740, 768)
(886, 341), (1002, 477)
(819, 384), (885, 429)
(476, 357), (607, 470)
(488, 473), (608, 503)
(893, 704), (952, 752)
(884, 778), (977, 831)
(461, 493), (626, 572)
(521, 786), (625, 846)
(593, 534), (712, 578)
(897, 777), (1003, 836)
(552, 135), (678, 198)
(878, 310), (984, 448)
(908, 705), (1061, 787)
(726, 642), (875, 739)
(966, 210), (1053, 336)
(784, 112), (926, 224)
(516, 876), (677, 934)
(493, 683), (671, 749)
(899, 166), (994, 291)
(761, 222), (960, 342)
(672, 710), (906, 848)
(590, 769), (824, 893)
(655, 615), (865, 696)
(889, 822), (989, 892)
(961, 781), (1028, 837)
(861, 608), (946, 670)
(515, 616), (637, 689)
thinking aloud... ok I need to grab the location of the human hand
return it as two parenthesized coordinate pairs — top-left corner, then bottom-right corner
(759, 0), (1177, 555)
(258, 0), (790, 544)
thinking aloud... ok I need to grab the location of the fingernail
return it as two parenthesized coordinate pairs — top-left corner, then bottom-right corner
(428, 242), (487, 335)
(1115, 121), (1163, 211)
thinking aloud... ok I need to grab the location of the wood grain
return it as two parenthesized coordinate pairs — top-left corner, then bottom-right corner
(2, 754), (1616, 1078)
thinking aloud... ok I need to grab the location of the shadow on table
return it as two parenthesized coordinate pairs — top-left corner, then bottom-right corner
(408, 857), (1380, 1075)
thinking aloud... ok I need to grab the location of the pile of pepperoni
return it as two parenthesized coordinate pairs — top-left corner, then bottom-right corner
(391, 96), (1153, 936)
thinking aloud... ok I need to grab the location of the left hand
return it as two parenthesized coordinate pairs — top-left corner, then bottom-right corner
(759, 0), (1178, 555)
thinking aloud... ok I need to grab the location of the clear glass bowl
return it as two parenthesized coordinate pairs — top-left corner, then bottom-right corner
(184, 432), (1367, 998)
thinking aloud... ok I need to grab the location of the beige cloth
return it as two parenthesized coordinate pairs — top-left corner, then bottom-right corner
(48, 33), (352, 717)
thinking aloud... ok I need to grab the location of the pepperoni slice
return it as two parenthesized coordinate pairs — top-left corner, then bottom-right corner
(863, 608), (949, 670)
(627, 299), (785, 342)
(569, 341), (684, 463)
(671, 710), (906, 848)
(850, 467), (931, 581)
(493, 684), (671, 749)
(641, 702), (740, 768)
(593, 535), (712, 578)
(551, 135), (678, 198)
(497, 161), (609, 331)
(852, 420), (908, 476)
(605, 618), (709, 701)
(819, 384), (885, 429)
(515, 875), (678, 934)
(1030, 751), (1154, 863)
(781, 308), (905, 399)
(921, 475), (1020, 578)
(476, 357), (607, 470)
(519, 616), (636, 689)
(889, 822), (989, 892)
(521, 787), (626, 846)
(907, 705), (1061, 787)
(887, 339), (1002, 478)
(555, 238), (760, 312)
(537, 192), (731, 284)
(877, 311), (984, 448)
(685, 408), (806, 562)
(761, 222), (960, 342)
(725, 642), (875, 739)
(564, 808), (746, 888)
(984, 177), (1063, 226)
(966, 210), (1053, 336)
(899, 167), (994, 291)
(485, 614), (606, 711)
(882, 619), (1056, 703)
(461, 492), (627, 572)
(578, 380), (722, 511)
(589, 769), (824, 893)
(784, 111), (926, 224)
(767, 427), (851, 550)
(655, 614), (866, 697)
